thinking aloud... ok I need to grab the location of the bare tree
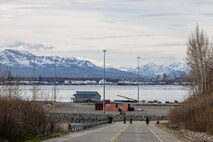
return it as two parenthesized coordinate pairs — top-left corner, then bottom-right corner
(186, 25), (213, 96)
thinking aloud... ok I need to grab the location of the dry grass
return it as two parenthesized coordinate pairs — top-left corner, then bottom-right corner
(0, 96), (47, 141)
(0, 77), (65, 141)
(156, 122), (199, 142)
(169, 94), (213, 133)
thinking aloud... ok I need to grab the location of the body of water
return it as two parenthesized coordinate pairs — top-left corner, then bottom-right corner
(19, 85), (189, 103)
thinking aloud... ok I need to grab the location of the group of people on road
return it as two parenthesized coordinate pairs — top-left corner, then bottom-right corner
(123, 115), (133, 125)
(122, 115), (152, 125)
(104, 114), (152, 125)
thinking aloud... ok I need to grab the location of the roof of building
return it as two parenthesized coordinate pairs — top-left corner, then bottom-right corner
(73, 91), (101, 97)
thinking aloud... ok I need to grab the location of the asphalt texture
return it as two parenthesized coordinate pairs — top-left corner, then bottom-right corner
(43, 121), (183, 142)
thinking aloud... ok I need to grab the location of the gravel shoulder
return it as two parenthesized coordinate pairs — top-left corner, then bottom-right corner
(156, 121), (203, 142)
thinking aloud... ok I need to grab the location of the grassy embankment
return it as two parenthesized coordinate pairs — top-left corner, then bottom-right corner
(169, 94), (213, 133)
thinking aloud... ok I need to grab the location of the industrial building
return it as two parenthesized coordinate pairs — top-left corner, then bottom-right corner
(72, 91), (101, 103)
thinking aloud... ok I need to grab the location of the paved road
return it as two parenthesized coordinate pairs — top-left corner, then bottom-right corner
(44, 122), (183, 142)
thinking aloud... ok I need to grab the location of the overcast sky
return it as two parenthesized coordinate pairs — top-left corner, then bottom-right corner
(1, 0), (213, 67)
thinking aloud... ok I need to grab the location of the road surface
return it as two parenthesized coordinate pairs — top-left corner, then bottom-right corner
(44, 121), (183, 142)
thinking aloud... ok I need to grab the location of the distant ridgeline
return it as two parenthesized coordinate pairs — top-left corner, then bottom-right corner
(0, 49), (188, 79)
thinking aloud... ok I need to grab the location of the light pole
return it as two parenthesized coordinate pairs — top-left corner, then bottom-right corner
(54, 61), (57, 102)
(103, 50), (107, 116)
(33, 55), (36, 101)
(137, 57), (141, 102)
(9, 58), (12, 97)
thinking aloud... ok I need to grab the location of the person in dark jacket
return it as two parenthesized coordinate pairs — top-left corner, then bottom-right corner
(108, 116), (111, 124)
(68, 123), (72, 132)
(123, 115), (126, 124)
(129, 116), (133, 125)
(110, 116), (113, 124)
(146, 117), (150, 125)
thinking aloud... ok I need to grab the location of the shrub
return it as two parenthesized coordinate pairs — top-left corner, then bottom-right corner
(0, 96), (47, 140)
(169, 94), (213, 132)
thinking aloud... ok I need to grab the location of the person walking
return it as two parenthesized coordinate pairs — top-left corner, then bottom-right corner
(108, 116), (111, 124)
(68, 123), (72, 132)
(146, 117), (150, 125)
(110, 116), (113, 124)
(123, 115), (126, 124)
(129, 116), (133, 125)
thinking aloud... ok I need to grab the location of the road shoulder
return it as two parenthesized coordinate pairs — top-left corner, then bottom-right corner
(42, 122), (118, 142)
(155, 121), (199, 142)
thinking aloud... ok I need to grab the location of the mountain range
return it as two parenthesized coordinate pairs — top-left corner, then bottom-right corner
(0, 49), (187, 79)
(119, 62), (188, 79)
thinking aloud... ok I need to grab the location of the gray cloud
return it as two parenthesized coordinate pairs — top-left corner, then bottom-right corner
(1, 41), (55, 50)
(171, 24), (187, 27)
(150, 42), (185, 47)
(119, 42), (185, 49)
(74, 34), (153, 40)
(201, 13), (213, 17)
(139, 13), (190, 17)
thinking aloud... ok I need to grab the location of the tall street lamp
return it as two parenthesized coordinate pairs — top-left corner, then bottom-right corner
(137, 57), (141, 102)
(54, 61), (57, 102)
(33, 55), (36, 101)
(103, 50), (107, 116)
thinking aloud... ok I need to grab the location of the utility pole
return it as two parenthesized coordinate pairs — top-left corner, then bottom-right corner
(9, 59), (12, 97)
(33, 56), (36, 101)
(137, 57), (141, 102)
(0, 63), (1, 81)
(103, 50), (107, 116)
(54, 62), (57, 102)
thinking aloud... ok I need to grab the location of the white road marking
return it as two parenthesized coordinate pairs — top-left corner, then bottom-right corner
(46, 123), (121, 142)
(110, 125), (129, 142)
(148, 126), (164, 142)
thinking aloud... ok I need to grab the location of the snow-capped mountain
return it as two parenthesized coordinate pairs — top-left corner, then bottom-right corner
(0, 49), (188, 79)
(119, 62), (188, 79)
(0, 49), (96, 68)
(0, 49), (136, 78)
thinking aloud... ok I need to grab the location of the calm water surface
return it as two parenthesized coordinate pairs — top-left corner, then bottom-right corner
(20, 85), (189, 102)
